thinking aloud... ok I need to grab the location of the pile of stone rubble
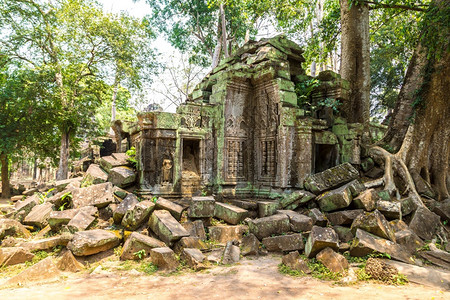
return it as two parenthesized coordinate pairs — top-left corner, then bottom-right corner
(1, 154), (450, 286)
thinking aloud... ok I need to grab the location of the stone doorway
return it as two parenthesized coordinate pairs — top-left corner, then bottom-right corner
(314, 144), (338, 173)
(181, 139), (201, 196)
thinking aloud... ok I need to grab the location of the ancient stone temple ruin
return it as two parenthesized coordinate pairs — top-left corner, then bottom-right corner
(131, 36), (362, 198)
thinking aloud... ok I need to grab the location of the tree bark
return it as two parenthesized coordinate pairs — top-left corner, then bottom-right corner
(0, 152), (11, 199)
(372, 0), (450, 201)
(339, 0), (370, 130)
(56, 129), (70, 180)
(220, 4), (228, 58)
(111, 81), (118, 122)
(378, 46), (427, 151)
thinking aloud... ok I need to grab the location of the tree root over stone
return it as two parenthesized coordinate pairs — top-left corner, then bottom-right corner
(368, 144), (425, 209)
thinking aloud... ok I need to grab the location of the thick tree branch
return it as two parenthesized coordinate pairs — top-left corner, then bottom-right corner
(362, 1), (428, 12)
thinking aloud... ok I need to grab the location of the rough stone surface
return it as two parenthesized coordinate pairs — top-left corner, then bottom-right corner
(148, 210), (190, 245)
(222, 242), (240, 264)
(182, 220), (207, 240)
(122, 200), (155, 231)
(326, 209), (363, 226)
(0, 219), (31, 240)
(258, 201), (279, 218)
(420, 245), (450, 270)
(262, 233), (304, 252)
(400, 197), (417, 216)
(83, 164), (108, 185)
(278, 190), (315, 209)
(208, 225), (247, 244)
(67, 229), (120, 256)
(48, 209), (79, 231)
(3, 257), (60, 287)
(308, 208), (327, 226)
(376, 200), (402, 220)
(0, 247), (34, 267)
(304, 225), (339, 258)
(99, 153), (129, 173)
(351, 210), (396, 242)
(241, 233), (260, 256)
(316, 247), (349, 273)
(13, 195), (39, 222)
(22, 202), (53, 228)
(278, 210), (313, 232)
(182, 248), (207, 270)
(66, 210), (96, 232)
(353, 188), (378, 211)
(113, 193), (139, 224)
(120, 232), (166, 260)
(56, 250), (84, 272)
(350, 229), (414, 264)
(18, 235), (71, 252)
(71, 182), (115, 209)
(108, 166), (136, 188)
(173, 236), (207, 254)
(316, 183), (353, 212)
(54, 178), (81, 192)
(188, 196), (215, 218)
(304, 163), (359, 194)
(408, 206), (440, 240)
(333, 226), (354, 243)
(432, 198), (450, 222)
(156, 197), (186, 221)
(150, 247), (179, 271)
(214, 202), (248, 225)
(282, 251), (311, 274)
(248, 214), (290, 240)
(395, 229), (424, 253)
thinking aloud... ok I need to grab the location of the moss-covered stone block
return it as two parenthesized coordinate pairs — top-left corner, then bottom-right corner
(214, 202), (248, 225)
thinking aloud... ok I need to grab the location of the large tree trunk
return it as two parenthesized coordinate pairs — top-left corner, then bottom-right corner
(339, 0), (370, 130)
(400, 49), (450, 201)
(56, 129), (70, 180)
(378, 45), (428, 151)
(370, 0), (450, 202)
(0, 152), (10, 199)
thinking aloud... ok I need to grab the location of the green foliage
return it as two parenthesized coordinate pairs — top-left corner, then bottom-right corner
(134, 249), (146, 260)
(317, 98), (341, 113)
(138, 262), (158, 275)
(126, 147), (138, 168)
(295, 78), (320, 108)
(35, 188), (55, 204)
(278, 263), (304, 277)
(306, 258), (343, 281)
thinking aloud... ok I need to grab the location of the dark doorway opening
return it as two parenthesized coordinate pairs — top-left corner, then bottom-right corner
(314, 144), (338, 173)
(182, 139), (200, 175)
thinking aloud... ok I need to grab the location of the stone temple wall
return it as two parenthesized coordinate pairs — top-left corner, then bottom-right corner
(130, 35), (362, 199)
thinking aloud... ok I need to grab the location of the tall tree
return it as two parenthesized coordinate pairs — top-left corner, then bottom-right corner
(371, 0), (449, 203)
(0, 62), (58, 198)
(1, 0), (157, 180)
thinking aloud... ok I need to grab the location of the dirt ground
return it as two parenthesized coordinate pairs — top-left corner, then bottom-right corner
(0, 256), (448, 300)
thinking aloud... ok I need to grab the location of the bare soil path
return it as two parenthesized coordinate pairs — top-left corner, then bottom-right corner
(1, 256), (448, 300)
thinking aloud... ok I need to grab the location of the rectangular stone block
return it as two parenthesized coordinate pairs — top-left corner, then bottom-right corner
(188, 196), (215, 218)
(214, 202), (248, 225)
(304, 163), (359, 194)
(262, 233), (304, 252)
(248, 214), (290, 240)
(148, 210), (190, 246)
(156, 197), (185, 221)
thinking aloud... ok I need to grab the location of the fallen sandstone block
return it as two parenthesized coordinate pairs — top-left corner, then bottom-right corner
(316, 247), (348, 273)
(67, 229), (121, 256)
(305, 225), (339, 258)
(148, 210), (190, 246)
(122, 200), (155, 231)
(156, 197), (185, 221)
(214, 202), (248, 225)
(262, 233), (304, 252)
(304, 163), (359, 194)
(188, 196), (215, 218)
(120, 232), (166, 260)
(248, 214), (290, 240)
(150, 247), (179, 271)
